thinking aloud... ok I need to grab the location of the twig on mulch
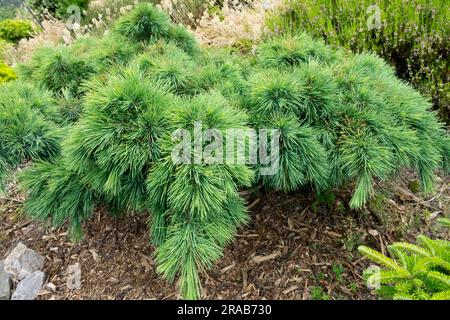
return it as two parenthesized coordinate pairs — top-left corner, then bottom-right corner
(394, 186), (440, 210)
(252, 251), (281, 264)
(421, 184), (448, 204)
(0, 197), (23, 204)
(246, 198), (261, 210)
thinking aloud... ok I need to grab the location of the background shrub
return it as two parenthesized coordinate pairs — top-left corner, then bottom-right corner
(266, 0), (450, 124)
(0, 38), (16, 85)
(0, 19), (34, 42)
(0, 0), (21, 20)
(26, 0), (91, 19)
(0, 61), (16, 83)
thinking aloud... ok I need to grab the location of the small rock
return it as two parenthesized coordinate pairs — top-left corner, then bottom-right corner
(368, 229), (379, 237)
(4, 242), (45, 280)
(0, 260), (12, 300)
(46, 282), (57, 292)
(66, 263), (81, 290)
(11, 271), (46, 300)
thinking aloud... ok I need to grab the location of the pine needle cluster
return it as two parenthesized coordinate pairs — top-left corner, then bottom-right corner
(0, 82), (61, 192)
(250, 37), (449, 207)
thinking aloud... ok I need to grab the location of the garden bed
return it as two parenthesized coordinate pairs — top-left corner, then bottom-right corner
(1, 172), (448, 300)
(1, 2), (448, 301)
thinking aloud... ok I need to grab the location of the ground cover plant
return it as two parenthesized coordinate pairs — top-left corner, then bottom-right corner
(358, 221), (450, 300)
(0, 3), (449, 299)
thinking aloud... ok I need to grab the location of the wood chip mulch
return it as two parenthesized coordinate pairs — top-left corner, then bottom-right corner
(0, 172), (448, 300)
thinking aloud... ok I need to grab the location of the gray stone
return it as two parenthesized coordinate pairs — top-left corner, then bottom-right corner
(0, 260), (12, 300)
(11, 271), (45, 300)
(66, 263), (81, 290)
(4, 242), (45, 280)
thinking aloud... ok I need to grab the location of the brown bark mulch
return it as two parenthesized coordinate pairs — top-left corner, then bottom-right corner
(0, 172), (448, 300)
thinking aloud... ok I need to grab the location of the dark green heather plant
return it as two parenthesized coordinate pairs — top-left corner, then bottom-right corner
(0, 4), (447, 299)
(265, 0), (450, 124)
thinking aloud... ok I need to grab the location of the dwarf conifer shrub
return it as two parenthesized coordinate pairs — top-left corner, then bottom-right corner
(21, 67), (173, 240)
(192, 49), (249, 97)
(115, 5), (200, 56)
(1, 3), (196, 196)
(115, 3), (171, 43)
(64, 68), (174, 212)
(258, 34), (341, 68)
(247, 36), (449, 207)
(358, 234), (450, 300)
(0, 81), (59, 121)
(136, 47), (195, 95)
(7, 4), (449, 299)
(18, 34), (141, 98)
(148, 92), (254, 299)
(20, 158), (97, 240)
(19, 45), (96, 97)
(0, 102), (60, 192)
(56, 89), (83, 124)
(167, 24), (200, 56)
(0, 80), (63, 192)
(75, 34), (141, 73)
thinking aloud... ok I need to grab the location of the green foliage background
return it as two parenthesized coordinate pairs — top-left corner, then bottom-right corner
(0, 19), (34, 42)
(266, 0), (450, 124)
(0, 0), (20, 21)
(25, 0), (90, 18)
